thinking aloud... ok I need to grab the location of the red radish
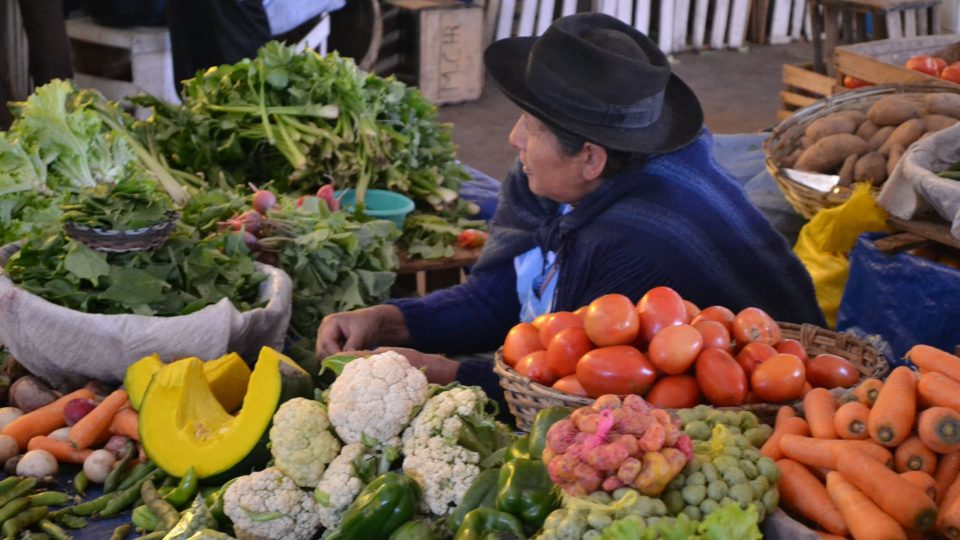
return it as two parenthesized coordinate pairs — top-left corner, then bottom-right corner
(241, 231), (259, 251)
(316, 184), (340, 211)
(63, 399), (97, 426)
(104, 435), (131, 458)
(223, 210), (263, 234)
(251, 189), (276, 214)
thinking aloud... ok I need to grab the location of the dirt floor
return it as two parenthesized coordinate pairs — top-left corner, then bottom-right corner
(438, 41), (814, 180)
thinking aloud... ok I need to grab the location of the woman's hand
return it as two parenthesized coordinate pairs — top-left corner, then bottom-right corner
(372, 347), (460, 384)
(315, 304), (410, 358)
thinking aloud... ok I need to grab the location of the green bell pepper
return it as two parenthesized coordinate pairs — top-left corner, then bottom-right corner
(448, 468), (501, 534)
(504, 435), (531, 462)
(454, 508), (525, 540)
(527, 407), (571, 460)
(389, 519), (437, 540)
(496, 459), (560, 529)
(328, 472), (420, 540)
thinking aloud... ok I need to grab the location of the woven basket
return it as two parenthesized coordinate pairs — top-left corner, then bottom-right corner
(64, 211), (179, 253)
(764, 83), (960, 219)
(494, 322), (888, 431)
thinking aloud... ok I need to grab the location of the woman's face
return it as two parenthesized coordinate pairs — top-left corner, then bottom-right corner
(508, 113), (595, 204)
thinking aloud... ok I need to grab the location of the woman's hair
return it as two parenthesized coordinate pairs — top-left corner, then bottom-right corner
(545, 120), (648, 178)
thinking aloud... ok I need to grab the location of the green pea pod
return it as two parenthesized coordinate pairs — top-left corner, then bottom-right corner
(27, 492), (73, 508)
(389, 519), (437, 540)
(208, 479), (236, 527)
(447, 468), (500, 534)
(0, 478), (36, 508)
(72, 472), (89, 498)
(164, 495), (218, 540)
(132, 504), (161, 533)
(0, 477), (21, 494)
(326, 472), (420, 540)
(39, 519), (72, 540)
(109, 524), (131, 540)
(504, 435), (531, 463)
(133, 531), (167, 540)
(52, 514), (87, 529)
(164, 467), (198, 509)
(453, 508), (525, 540)
(2, 506), (49, 539)
(0, 497), (30, 523)
(100, 469), (164, 517)
(117, 463), (158, 492)
(104, 440), (137, 493)
(141, 479), (178, 529)
(495, 459), (560, 530)
(63, 493), (115, 516)
(527, 407), (571, 460)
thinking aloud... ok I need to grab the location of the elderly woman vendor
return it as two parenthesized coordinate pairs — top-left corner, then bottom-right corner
(316, 13), (824, 398)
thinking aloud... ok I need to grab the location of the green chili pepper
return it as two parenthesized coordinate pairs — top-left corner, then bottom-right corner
(141, 479), (179, 529)
(327, 472), (421, 540)
(72, 472), (88, 498)
(527, 407), (571, 460)
(100, 469), (164, 517)
(0, 478), (36, 508)
(27, 492), (72, 508)
(39, 519), (72, 540)
(109, 524), (130, 540)
(117, 463), (158, 492)
(389, 519), (438, 540)
(448, 468), (500, 534)
(104, 440), (137, 494)
(496, 459), (560, 530)
(164, 466), (198, 509)
(2, 506), (49, 539)
(0, 497), (30, 524)
(0, 477), (21, 494)
(453, 508), (525, 540)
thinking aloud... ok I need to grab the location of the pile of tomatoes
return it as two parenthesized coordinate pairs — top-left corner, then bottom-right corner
(502, 286), (862, 408)
(904, 54), (960, 84)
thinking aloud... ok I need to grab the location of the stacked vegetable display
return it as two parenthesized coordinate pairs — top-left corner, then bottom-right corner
(502, 286), (863, 407)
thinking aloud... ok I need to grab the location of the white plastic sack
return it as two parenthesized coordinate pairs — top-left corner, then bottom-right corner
(879, 122), (960, 240)
(0, 243), (293, 387)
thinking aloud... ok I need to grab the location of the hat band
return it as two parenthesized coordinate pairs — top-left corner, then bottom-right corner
(526, 60), (665, 129)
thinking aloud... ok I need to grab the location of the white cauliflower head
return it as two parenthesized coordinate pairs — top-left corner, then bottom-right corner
(327, 350), (429, 444)
(269, 398), (341, 488)
(222, 468), (321, 540)
(312, 443), (368, 530)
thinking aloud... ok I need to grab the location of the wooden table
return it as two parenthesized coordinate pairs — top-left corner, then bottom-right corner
(396, 247), (482, 296)
(876, 216), (960, 252)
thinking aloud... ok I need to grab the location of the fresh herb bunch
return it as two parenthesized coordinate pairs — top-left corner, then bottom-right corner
(401, 210), (487, 259)
(60, 176), (172, 231)
(4, 229), (266, 316)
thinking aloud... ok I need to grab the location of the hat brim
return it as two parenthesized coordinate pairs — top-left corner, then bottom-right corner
(485, 36), (704, 154)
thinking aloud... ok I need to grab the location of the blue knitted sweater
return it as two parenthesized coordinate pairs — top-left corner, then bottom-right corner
(387, 130), (824, 388)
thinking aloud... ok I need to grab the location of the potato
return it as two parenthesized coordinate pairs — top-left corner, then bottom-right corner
(9, 376), (58, 413)
(854, 152), (887, 185)
(880, 118), (924, 155)
(924, 93), (960, 119)
(923, 114), (959, 132)
(838, 153), (859, 186)
(804, 113), (858, 142)
(794, 133), (870, 173)
(869, 125), (896, 151)
(867, 97), (924, 126)
(887, 145), (906, 176)
(855, 120), (880, 141)
(841, 110), (867, 125)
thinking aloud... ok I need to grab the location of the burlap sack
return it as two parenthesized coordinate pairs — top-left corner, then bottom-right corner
(0, 243), (293, 387)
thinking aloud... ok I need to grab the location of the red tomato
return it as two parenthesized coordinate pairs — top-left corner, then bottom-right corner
(636, 286), (687, 342)
(531, 313), (551, 330)
(552, 375), (588, 396)
(691, 306), (736, 333)
(732, 307), (781, 346)
(515, 351), (557, 385)
(692, 320), (732, 351)
(456, 229), (488, 249)
(736, 342), (778, 377)
(935, 57), (948, 73)
(646, 375), (702, 408)
(751, 353), (806, 402)
(843, 75), (872, 89)
(583, 294), (640, 346)
(574, 305), (589, 317)
(806, 353), (859, 389)
(576, 346), (657, 397)
(503, 323), (543, 367)
(647, 324), (704, 375)
(802, 382), (813, 397)
(943, 62), (960, 84)
(775, 338), (809, 364)
(905, 55), (942, 77)
(545, 327), (593, 377)
(683, 300), (701, 322)
(538, 312), (583, 348)
(694, 349), (747, 406)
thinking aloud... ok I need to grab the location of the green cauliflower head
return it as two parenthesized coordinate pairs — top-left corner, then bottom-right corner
(269, 397), (341, 488)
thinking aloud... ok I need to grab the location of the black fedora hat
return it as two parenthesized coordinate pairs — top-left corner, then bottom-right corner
(485, 13), (704, 154)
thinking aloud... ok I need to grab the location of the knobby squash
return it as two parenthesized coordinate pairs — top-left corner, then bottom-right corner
(125, 352), (252, 412)
(139, 347), (313, 480)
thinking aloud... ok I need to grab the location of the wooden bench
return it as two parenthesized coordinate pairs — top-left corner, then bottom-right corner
(395, 247), (482, 296)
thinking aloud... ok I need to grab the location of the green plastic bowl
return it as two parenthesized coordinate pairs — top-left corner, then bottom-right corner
(335, 189), (415, 229)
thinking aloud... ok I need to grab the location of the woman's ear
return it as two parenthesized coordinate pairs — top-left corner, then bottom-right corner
(581, 142), (608, 181)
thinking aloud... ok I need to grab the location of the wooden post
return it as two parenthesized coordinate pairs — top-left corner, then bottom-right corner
(824, 3), (841, 74)
(810, 0), (826, 72)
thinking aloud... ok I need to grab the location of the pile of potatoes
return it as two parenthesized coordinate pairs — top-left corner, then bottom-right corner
(782, 93), (960, 187)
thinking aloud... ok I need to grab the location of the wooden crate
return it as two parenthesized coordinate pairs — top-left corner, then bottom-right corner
(378, 0), (484, 105)
(835, 34), (960, 85)
(779, 63), (843, 119)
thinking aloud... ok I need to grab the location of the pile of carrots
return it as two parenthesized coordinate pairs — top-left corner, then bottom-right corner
(0, 388), (139, 465)
(764, 344), (960, 539)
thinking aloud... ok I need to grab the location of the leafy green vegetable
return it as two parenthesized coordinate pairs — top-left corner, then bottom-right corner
(60, 176), (172, 230)
(401, 210), (486, 260)
(697, 503), (762, 540)
(600, 503), (762, 540)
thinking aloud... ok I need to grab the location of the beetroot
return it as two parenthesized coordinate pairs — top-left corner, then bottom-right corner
(316, 184), (340, 212)
(63, 398), (97, 426)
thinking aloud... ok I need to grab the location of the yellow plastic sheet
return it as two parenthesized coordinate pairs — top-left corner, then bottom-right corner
(793, 184), (891, 328)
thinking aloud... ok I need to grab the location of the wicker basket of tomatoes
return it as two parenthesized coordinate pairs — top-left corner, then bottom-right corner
(493, 287), (889, 431)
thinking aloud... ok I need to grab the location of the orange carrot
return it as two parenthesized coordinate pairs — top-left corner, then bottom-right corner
(940, 481), (960, 539)
(808, 465), (830, 482)
(869, 367), (917, 447)
(826, 471), (906, 540)
(780, 435), (894, 469)
(761, 416), (810, 460)
(815, 533), (847, 540)
(907, 345), (960, 383)
(919, 407), (960, 454)
(919, 372), (960, 412)
(836, 449), (938, 531)
(835, 401), (870, 440)
(853, 378), (884, 407)
(900, 470), (938, 504)
(777, 459), (849, 536)
(1, 388), (96, 450)
(27, 436), (92, 464)
(805, 388), (839, 439)
(895, 435), (938, 475)
(68, 389), (128, 450)
(776, 405), (796, 427)
(108, 407), (139, 441)
(936, 452), (960, 497)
